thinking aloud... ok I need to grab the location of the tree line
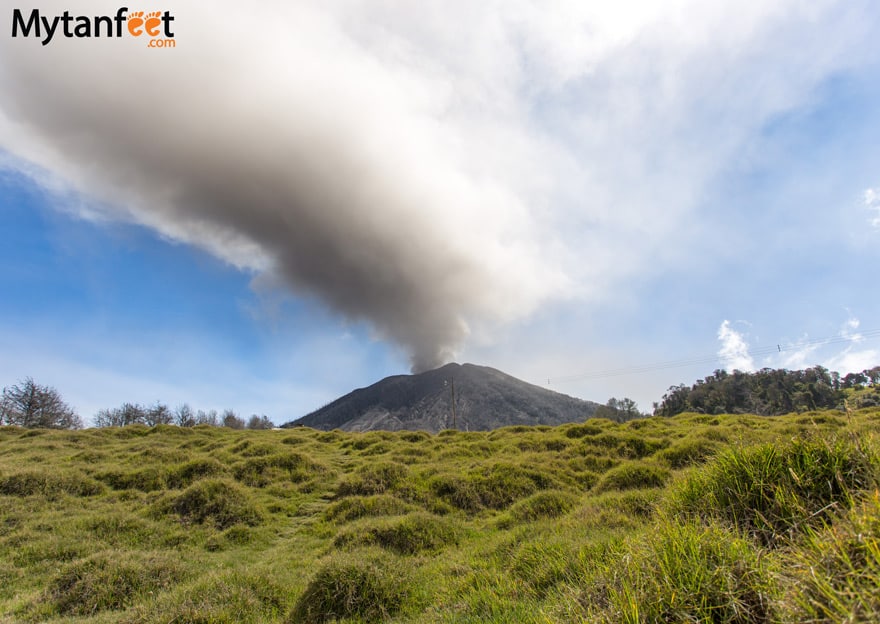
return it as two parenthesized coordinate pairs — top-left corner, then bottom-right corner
(0, 377), (274, 430)
(653, 365), (880, 417)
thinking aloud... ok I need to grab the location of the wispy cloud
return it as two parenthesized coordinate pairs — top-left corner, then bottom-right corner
(866, 187), (880, 228)
(718, 320), (755, 372)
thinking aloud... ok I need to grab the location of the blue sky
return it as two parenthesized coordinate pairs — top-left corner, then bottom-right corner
(1, 1), (879, 424)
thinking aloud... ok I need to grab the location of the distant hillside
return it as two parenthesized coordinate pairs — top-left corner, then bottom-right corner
(284, 363), (600, 433)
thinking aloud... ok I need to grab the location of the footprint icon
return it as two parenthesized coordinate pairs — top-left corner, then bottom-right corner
(127, 11), (144, 36)
(144, 11), (162, 37)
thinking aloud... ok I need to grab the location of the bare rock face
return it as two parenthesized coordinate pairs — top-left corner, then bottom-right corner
(283, 363), (599, 433)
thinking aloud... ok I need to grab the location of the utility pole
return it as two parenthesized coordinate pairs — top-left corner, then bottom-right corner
(450, 377), (457, 430)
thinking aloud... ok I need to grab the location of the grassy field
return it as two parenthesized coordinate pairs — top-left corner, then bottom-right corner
(2, 409), (880, 623)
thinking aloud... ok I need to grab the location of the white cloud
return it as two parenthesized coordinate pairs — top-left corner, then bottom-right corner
(866, 187), (880, 227)
(718, 320), (755, 372)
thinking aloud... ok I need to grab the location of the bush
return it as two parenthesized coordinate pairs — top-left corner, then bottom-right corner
(163, 478), (263, 529)
(291, 551), (414, 623)
(594, 462), (670, 493)
(669, 435), (879, 544)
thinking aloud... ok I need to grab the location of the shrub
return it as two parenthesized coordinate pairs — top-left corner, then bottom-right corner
(594, 462), (670, 493)
(669, 435), (879, 544)
(163, 478), (263, 529)
(43, 551), (183, 616)
(291, 551), (414, 623)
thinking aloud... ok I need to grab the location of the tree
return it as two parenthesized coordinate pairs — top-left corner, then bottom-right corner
(246, 414), (274, 430)
(145, 402), (173, 426)
(222, 409), (245, 429)
(94, 402), (146, 427)
(0, 378), (82, 429)
(595, 397), (643, 422)
(175, 404), (195, 427)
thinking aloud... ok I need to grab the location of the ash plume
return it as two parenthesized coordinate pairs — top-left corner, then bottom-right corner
(0, 1), (565, 371)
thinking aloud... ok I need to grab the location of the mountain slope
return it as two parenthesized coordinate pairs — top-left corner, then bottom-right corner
(284, 363), (599, 432)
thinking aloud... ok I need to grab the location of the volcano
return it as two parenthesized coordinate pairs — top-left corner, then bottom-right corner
(283, 363), (599, 433)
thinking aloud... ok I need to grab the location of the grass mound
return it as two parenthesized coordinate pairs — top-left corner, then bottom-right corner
(786, 493), (880, 621)
(162, 478), (263, 529)
(234, 452), (323, 487)
(124, 570), (286, 624)
(656, 436), (718, 468)
(594, 462), (670, 493)
(669, 435), (879, 544)
(335, 461), (408, 497)
(42, 551), (184, 616)
(291, 551), (415, 623)
(334, 512), (460, 554)
(166, 457), (229, 488)
(0, 469), (104, 498)
(508, 490), (579, 522)
(323, 494), (412, 523)
(583, 519), (777, 623)
(430, 462), (553, 511)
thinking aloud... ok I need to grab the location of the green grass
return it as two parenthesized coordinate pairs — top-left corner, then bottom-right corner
(1, 408), (880, 622)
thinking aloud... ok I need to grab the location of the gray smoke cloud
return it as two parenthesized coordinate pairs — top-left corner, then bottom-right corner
(0, 1), (567, 371)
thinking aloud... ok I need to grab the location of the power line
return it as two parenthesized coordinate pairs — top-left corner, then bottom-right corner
(549, 328), (880, 384)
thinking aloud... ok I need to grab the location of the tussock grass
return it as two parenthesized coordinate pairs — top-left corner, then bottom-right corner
(336, 461), (409, 497)
(158, 478), (264, 529)
(655, 435), (719, 468)
(323, 494), (413, 523)
(578, 518), (777, 623)
(125, 570), (286, 624)
(291, 550), (417, 623)
(669, 434), (879, 544)
(785, 493), (880, 621)
(1, 409), (880, 622)
(39, 551), (185, 617)
(594, 461), (670, 492)
(333, 512), (460, 554)
(507, 489), (579, 522)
